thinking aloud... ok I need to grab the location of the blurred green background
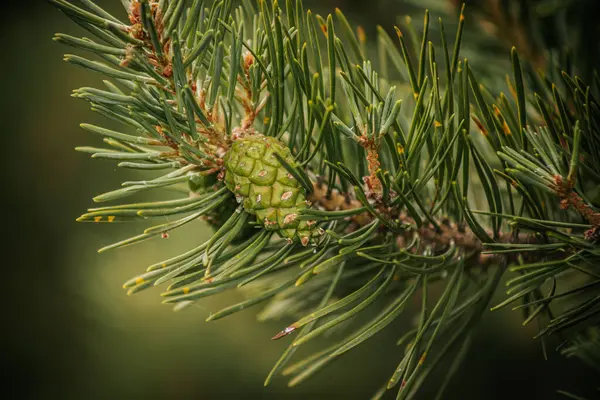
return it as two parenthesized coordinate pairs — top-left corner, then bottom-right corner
(3, 1), (596, 399)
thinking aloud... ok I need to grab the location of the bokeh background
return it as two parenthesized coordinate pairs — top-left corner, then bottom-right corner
(3, 0), (597, 399)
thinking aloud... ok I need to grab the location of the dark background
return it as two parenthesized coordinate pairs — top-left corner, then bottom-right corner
(2, 0), (597, 399)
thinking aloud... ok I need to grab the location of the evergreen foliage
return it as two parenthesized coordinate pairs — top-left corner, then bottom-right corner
(51, 0), (600, 397)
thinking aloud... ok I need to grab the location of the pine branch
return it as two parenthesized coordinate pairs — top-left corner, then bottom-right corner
(51, 0), (600, 396)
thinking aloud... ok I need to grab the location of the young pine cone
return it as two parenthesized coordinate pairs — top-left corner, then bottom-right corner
(223, 134), (318, 245)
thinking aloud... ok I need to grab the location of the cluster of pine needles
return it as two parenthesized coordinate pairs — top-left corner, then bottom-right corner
(51, 0), (600, 397)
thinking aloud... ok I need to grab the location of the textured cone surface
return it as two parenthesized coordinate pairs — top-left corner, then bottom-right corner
(223, 134), (314, 244)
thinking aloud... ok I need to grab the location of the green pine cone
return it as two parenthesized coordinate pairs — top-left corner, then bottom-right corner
(223, 134), (317, 245)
